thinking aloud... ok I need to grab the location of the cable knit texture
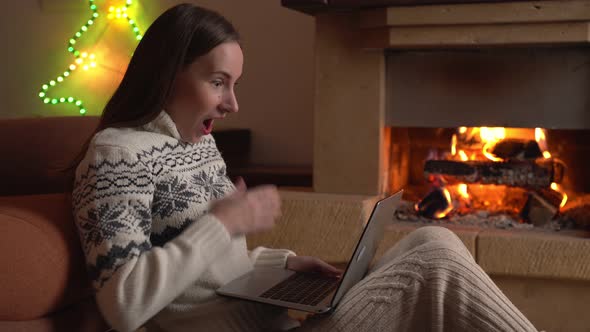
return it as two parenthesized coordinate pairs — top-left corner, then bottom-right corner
(300, 226), (538, 332)
(72, 111), (295, 332)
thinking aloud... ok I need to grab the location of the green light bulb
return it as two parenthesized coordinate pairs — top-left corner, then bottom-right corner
(90, 4), (96, 10)
(81, 26), (87, 32)
(75, 100), (82, 106)
(49, 80), (56, 86)
(80, 108), (87, 114)
(39, 92), (45, 98)
(88, 20), (94, 25)
(64, 71), (70, 77)
(68, 46), (74, 52)
(93, 13), (99, 18)
(57, 76), (63, 82)
(42, 84), (48, 90)
(136, 35), (142, 40)
(43, 98), (50, 104)
(129, 19), (134, 24)
(59, 97), (66, 102)
(70, 39), (76, 44)
(68, 97), (74, 102)
(74, 51), (80, 57)
(51, 99), (58, 104)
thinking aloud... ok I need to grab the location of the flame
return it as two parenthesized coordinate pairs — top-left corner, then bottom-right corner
(535, 128), (552, 159)
(459, 126), (467, 134)
(458, 150), (469, 161)
(483, 141), (503, 161)
(434, 188), (454, 219)
(480, 127), (506, 142)
(550, 182), (568, 208)
(457, 184), (469, 200)
(451, 134), (457, 156)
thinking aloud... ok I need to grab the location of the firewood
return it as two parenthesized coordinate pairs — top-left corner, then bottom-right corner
(490, 139), (543, 160)
(415, 187), (451, 219)
(521, 191), (559, 226)
(424, 159), (565, 189)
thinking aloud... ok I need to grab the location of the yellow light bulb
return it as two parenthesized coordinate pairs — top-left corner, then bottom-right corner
(81, 52), (88, 58)
(89, 54), (96, 60)
(109, 6), (115, 12)
(70, 64), (77, 70)
(75, 58), (83, 65)
(90, 62), (97, 67)
(83, 65), (89, 71)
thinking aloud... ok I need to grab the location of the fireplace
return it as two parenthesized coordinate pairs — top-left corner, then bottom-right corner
(383, 48), (590, 230)
(280, 1), (590, 330)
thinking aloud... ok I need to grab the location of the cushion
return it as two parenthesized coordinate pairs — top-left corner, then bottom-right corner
(0, 193), (92, 320)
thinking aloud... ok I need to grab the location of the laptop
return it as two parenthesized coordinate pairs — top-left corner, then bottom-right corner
(217, 190), (403, 314)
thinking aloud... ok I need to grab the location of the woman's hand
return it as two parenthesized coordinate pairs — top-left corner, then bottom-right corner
(286, 256), (343, 278)
(210, 177), (281, 236)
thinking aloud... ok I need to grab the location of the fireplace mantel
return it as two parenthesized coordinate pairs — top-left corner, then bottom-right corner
(285, 0), (590, 48)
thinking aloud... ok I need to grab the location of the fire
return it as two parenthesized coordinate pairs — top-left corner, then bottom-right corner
(457, 184), (469, 200)
(430, 126), (569, 219)
(536, 128), (552, 159)
(550, 182), (568, 208)
(458, 150), (468, 161)
(434, 187), (454, 219)
(480, 127), (506, 142)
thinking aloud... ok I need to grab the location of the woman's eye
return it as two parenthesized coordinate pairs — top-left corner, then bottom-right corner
(212, 80), (224, 87)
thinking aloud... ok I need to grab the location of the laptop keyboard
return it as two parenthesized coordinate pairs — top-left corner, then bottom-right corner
(260, 273), (340, 306)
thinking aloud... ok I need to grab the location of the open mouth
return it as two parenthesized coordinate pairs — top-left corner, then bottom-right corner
(202, 118), (214, 134)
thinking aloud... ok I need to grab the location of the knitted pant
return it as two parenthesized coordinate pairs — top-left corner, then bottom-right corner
(299, 226), (538, 332)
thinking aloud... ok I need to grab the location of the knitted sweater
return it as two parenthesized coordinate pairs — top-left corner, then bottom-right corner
(72, 111), (296, 332)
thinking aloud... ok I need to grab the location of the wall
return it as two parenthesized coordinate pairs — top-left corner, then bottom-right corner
(0, 0), (314, 166)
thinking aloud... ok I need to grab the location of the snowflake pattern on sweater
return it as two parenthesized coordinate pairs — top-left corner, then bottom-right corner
(72, 118), (234, 289)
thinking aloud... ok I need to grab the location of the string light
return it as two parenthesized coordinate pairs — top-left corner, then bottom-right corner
(37, 0), (143, 115)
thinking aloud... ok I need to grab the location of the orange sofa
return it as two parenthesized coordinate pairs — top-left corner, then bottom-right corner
(0, 116), (109, 331)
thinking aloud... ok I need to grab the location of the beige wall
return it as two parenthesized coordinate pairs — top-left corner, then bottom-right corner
(0, 0), (314, 166)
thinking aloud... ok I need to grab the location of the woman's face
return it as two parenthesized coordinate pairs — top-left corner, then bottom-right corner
(166, 41), (243, 143)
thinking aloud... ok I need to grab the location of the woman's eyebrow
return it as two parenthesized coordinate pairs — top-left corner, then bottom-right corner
(211, 70), (231, 78)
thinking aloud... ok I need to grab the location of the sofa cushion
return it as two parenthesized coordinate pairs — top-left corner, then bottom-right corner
(0, 297), (109, 332)
(0, 193), (92, 320)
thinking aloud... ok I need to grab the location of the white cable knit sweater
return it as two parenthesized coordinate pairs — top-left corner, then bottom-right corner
(72, 111), (295, 332)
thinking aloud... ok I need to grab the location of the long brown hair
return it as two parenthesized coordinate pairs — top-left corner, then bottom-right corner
(71, 3), (240, 169)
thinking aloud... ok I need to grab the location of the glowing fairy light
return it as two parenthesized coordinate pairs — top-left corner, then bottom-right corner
(37, 0), (143, 115)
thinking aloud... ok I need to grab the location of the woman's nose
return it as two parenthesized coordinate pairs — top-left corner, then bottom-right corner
(223, 90), (239, 113)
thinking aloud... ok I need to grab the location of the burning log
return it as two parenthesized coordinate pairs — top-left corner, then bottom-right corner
(490, 139), (543, 160)
(521, 191), (559, 226)
(424, 159), (565, 189)
(415, 187), (452, 219)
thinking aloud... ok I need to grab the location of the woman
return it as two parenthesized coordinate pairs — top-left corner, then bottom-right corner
(72, 4), (538, 332)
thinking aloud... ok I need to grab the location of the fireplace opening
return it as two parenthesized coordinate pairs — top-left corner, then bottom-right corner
(388, 127), (590, 231)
